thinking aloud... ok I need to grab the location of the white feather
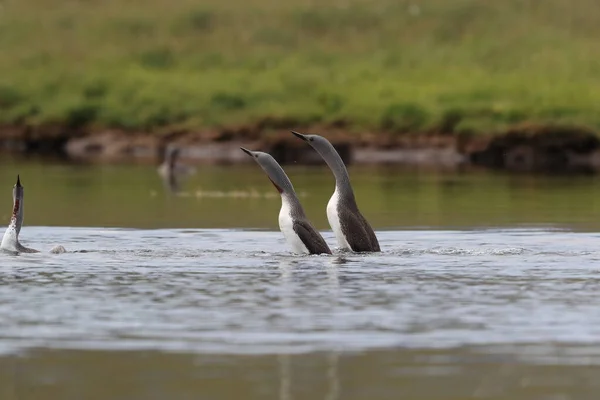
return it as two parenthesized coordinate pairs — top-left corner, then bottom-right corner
(326, 188), (351, 250)
(279, 196), (309, 254)
(0, 224), (18, 252)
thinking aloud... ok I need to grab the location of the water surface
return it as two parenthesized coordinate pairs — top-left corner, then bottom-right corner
(2, 155), (600, 230)
(2, 157), (600, 399)
(2, 227), (600, 399)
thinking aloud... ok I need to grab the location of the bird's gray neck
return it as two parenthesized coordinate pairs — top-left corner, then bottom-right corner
(14, 201), (23, 236)
(275, 174), (295, 195)
(2, 193), (23, 248)
(270, 164), (308, 219)
(320, 143), (356, 205)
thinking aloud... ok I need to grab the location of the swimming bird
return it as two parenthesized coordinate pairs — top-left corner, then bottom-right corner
(240, 147), (331, 255)
(1, 175), (66, 254)
(291, 131), (380, 252)
(157, 146), (196, 193)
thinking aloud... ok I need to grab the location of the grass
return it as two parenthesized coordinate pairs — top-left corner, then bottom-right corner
(1, 0), (600, 135)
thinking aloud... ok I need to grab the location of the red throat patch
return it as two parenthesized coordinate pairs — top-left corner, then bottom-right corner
(12, 199), (19, 217)
(268, 178), (283, 194)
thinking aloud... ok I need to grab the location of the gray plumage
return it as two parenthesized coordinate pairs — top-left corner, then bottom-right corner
(292, 219), (331, 255)
(337, 203), (380, 252)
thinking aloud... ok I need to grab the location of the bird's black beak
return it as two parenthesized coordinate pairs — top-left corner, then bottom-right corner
(16, 175), (21, 188)
(291, 131), (308, 141)
(240, 147), (253, 157)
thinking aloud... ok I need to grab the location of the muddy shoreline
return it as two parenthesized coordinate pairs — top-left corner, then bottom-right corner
(2, 123), (600, 172)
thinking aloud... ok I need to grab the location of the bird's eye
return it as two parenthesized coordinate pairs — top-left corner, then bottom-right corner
(255, 154), (259, 158)
(309, 138), (314, 142)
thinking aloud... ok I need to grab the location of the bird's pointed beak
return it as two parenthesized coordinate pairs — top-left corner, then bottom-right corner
(16, 175), (21, 187)
(240, 147), (254, 157)
(291, 131), (308, 141)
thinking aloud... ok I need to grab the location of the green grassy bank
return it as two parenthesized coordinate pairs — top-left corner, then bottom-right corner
(0, 0), (599, 135)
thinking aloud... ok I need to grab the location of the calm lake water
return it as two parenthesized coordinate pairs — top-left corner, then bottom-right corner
(2, 155), (600, 399)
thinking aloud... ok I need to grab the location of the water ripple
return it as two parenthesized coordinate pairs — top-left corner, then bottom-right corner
(1, 227), (600, 363)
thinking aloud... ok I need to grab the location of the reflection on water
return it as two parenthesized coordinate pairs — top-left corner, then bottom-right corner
(2, 347), (600, 400)
(3, 155), (600, 230)
(277, 351), (339, 400)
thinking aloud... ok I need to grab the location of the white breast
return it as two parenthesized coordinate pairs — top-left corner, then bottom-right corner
(278, 196), (309, 254)
(0, 225), (19, 252)
(326, 188), (351, 250)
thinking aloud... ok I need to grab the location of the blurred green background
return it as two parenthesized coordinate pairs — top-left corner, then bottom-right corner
(1, 0), (599, 134)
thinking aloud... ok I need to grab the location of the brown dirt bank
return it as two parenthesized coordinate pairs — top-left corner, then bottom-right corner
(2, 123), (600, 172)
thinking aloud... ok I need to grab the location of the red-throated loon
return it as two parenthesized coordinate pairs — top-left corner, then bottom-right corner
(241, 147), (331, 255)
(291, 132), (380, 253)
(157, 146), (196, 193)
(1, 175), (66, 254)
